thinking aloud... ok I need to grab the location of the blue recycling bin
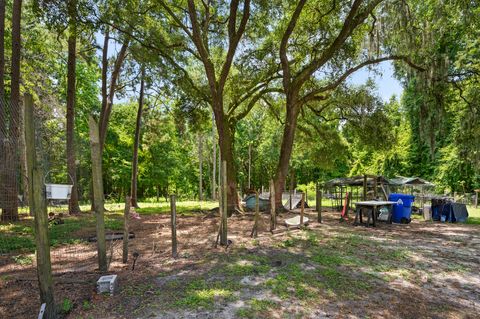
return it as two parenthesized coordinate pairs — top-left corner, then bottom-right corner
(388, 193), (415, 223)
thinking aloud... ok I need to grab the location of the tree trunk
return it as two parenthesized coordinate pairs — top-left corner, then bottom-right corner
(213, 104), (238, 215)
(25, 94), (55, 317)
(0, 0), (4, 97)
(211, 112), (216, 200)
(2, 0), (22, 222)
(248, 143), (252, 189)
(0, 0), (4, 217)
(99, 40), (129, 153)
(198, 133), (203, 201)
(130, 67), (144, 208)
(89, 116), (107, 272)
(67, 0), (81, 214)
(273, 98), (300, 209)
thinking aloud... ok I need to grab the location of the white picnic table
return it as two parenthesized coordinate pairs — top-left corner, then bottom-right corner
(354, 200), (397, 227)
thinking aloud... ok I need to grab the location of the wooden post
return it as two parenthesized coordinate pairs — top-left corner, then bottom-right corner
(475, 191), (478, 209)
(25, 94), (55, 318)
(270, 179), (276, 231)
(373, 176), (378, 200)
(170, 194), (177, 258)
(363, 175), (367, 201)
(300, 192), (305, 226)
(89, 116), (107, 272)
(289, 189), (293, 210)
(250, 191), (259, 238)
(316, 184), (322, 223)
(220, 161), (228, 246)
(122, 196), (130, 263)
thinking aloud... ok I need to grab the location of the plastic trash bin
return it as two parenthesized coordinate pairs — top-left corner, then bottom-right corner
(388, 193), (415, 223)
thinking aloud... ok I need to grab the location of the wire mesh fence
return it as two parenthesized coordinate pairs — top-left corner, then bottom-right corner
(0, 95), (135, 318)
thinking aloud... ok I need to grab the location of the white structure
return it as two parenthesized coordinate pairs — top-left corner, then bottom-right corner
(96, 275), (118, 296)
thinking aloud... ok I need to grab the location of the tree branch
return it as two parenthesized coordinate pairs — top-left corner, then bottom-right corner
(280, 0), (307, 90)
(300, 55), (426, 104)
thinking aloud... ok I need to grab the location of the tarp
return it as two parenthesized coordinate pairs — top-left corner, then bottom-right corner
(451, 203), (469, 222)
(432, 200), (468, 223)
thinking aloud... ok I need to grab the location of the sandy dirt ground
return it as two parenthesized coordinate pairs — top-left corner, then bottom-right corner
(1, 209), (479, 319)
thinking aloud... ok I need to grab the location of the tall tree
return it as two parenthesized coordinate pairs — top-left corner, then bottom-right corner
(272, 0), (423, 207)
(130, 66), (145, 208)
(66, 0), (81, 214)
(0, 0), (4, 97)
(98, 27), (129, 154)
(105, 0), (279, 213)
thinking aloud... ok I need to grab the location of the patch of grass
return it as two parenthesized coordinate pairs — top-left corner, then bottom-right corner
(174, 279), (238, 309)
(311, 249), (361, 267)
(0, 234), (35, 253)
(265, 264), (317, 300)
(82, 300), (92, 311)
(135, 201), (217, 216)
(62, 298), (74, 314)
(122, 283), (156, 297)
(465, 205), (480, 224)
(0, 212), (125, 252)
(279, 237), (299, 248)
(226, 262), (270, 276)
(237, 299), (279, 318)
(11, 254), (34, 265)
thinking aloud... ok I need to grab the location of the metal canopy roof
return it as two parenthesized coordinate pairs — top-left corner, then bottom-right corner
(324, 175), (434, 187)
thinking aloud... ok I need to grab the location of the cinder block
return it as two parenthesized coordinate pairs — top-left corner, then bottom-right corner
(96, 274), (118, 296)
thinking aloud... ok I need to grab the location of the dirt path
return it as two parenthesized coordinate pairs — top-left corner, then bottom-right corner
(1, 209), (479, 318)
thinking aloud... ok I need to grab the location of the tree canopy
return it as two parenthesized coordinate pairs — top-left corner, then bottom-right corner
(0, 0), (479, 221)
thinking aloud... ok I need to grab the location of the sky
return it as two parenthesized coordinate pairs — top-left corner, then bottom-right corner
(96, 32), (405, 103)
(348, 61), (404, 102)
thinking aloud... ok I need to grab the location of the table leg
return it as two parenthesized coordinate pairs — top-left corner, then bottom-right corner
(366, 208), (371, 227)
(354, 206), (359, 225)
(388, 204), (393, 224)
(359, 207), (363, 224)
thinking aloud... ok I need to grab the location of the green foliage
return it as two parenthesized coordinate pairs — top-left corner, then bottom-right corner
(62, 298), (74, 314)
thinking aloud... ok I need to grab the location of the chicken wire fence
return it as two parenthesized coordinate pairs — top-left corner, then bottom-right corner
(0, 96), (126, 295)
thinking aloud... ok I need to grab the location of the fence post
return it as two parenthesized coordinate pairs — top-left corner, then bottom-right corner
(122, 196), (130, 263)
(363, 175), (367, 200)
(250, 191), (259, 238)
(289, 189), (293, 210)
(270, 180), (276, 231)
(25, 94), (55, 318)
(300, 192), (305, 226)
(170, 194), (177, 258)
(475, 191), (478, 209)
(316, 184), (322, 223)
(88, 116), (107, 272)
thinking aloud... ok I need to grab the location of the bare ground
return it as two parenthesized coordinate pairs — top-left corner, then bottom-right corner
(1, 209), (479, 319)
